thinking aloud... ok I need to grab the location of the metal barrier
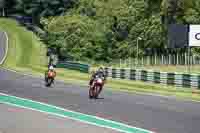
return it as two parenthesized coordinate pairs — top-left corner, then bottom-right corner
(56, 61), (90, 73)
(0, 31), (8, 65)
(105, 67), (200, 89)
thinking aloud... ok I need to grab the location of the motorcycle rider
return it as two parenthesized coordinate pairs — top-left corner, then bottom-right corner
(89, 67), (107, 93)
(45, 65), (56, 84)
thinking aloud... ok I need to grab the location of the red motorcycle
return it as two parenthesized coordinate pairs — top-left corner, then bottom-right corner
(45, 71), (56, 87)
(89, 75), (104, 99)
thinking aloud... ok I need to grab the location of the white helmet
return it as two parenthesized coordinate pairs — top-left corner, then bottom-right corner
(49, 66), (54, 70)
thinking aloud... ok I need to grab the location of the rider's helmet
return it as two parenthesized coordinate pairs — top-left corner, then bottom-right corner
(97, 66), (104, 78)
(98, 66), (104, 72)
(49, 66), (54, 71)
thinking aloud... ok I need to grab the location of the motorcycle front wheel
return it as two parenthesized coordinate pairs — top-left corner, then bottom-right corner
(46, 78), (52, 87)
(89, 86), (94, 99)
(94, 85), (101, 99)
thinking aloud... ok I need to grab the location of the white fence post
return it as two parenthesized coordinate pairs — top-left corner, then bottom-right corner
(177, 53), (179, 65)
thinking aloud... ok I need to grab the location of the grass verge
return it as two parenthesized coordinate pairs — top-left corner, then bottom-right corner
(0, 18), (47, 71)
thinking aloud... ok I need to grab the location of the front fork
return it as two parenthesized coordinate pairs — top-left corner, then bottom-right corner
(90, 80), (104, 94)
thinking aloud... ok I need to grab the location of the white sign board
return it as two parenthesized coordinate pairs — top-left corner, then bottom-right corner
(189, 25), (200, 46)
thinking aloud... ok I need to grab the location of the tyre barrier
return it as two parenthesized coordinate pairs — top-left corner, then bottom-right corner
(57, 61), (90, 73)
(105, 67), (200, 89)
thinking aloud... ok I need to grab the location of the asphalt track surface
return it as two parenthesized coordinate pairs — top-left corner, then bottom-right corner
(0, 68), (200, 133)
(0, 103), (118, 133)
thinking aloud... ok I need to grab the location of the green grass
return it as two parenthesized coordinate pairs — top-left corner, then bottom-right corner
(0, 18), (200, 102)
(0, 18), (47, 72)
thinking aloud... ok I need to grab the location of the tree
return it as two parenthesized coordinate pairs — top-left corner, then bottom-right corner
(183, 0), (200, 24)
(40, 0), (200, 62)
(13, 0), (77, 26)
(161, 0), (195, 24)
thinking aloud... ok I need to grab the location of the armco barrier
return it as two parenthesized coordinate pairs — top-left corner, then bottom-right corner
(105, 67), (200, 89)
(0, 31), (8, 65)
(56, 61), (90, 73)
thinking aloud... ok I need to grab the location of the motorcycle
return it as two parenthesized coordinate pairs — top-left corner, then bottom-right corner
(45, 71), (55, 87)
(89, 75), (104, 99)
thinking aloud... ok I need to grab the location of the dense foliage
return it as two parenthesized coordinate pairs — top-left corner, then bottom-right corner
(0, 0), (77, 25)
(1, 0), (200, 62)
(41, 0), (164, 61)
